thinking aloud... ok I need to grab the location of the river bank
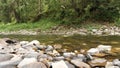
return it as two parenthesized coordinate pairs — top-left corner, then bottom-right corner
(0, 25), (120, 36)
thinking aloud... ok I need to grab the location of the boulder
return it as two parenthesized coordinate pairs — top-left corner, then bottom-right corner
(52, 60), (68, 68)
(71, 59), (91, 68)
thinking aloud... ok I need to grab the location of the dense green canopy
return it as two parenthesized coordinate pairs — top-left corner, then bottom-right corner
(0, 0), (120, 23)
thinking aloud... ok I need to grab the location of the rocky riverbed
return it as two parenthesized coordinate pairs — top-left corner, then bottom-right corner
(0, 38), (120, 68)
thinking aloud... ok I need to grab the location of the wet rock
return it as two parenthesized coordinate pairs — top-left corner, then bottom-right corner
(0, 54), (13, 62)
(87, 48), (99, 55)
(18, 62), (47, 68)
(52, 60), (68, 68)
(18, 58), (37, 68)
(88, 58), (107, 67)
(71, 59), (91, 68)
(97, 45), (112, 52)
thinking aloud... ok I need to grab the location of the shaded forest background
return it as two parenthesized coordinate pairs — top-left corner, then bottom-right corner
(0, 0), (120, 24)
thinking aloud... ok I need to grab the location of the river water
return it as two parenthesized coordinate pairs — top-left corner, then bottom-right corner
(0, 34), (120, 58)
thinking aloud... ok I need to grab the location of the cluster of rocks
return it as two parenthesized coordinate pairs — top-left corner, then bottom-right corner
(42, 25), (120, 36)
(0, 38), (120, 68)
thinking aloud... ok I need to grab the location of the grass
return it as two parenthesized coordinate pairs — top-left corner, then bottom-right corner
(0, 19), (59, 32)
(0, 18), (119, 32)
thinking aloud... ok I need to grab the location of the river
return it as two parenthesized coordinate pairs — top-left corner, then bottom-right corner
(0, 34), (120, 59)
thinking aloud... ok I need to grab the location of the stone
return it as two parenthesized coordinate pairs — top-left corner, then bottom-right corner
(63, 52), (76, 58)
(87, 48), (99, 55)
(53, 56), (65, 61)
(113, 59), (120, 66)
(105, 62), (119, 68)
(65, 61), (75, 68)
(71, 59), (91, 68)
(18, 58), (37, 68)
(18, 62), (47, 68)
(52, 60), (68, 68)
(0, 54), (13, 62)
(88, 58), (107, 67)
(46, 45), (53, 51)
(37, 54), (53, 62)
(97, 45), (112, 52)
(53, 44), (62, 49)
(24, 52), (40, 58)
(0, 55), (23, 68)
(20, 41), (29, 46)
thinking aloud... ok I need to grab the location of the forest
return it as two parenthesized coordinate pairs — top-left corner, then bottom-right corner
(0, 0), (120, 24)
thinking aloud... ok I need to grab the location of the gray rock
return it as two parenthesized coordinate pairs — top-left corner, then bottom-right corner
(0, 55), (23, 68)
(18, 62), (47, 68)
(105, 62), (119, 68)
(0, 54), (13, 62)
(65, 61), (75, 68)
(113, 59), (120, 66)
(53, 56), (65, 61)
(45, 45), (53, 51)
(24, 52), (40, 58)
(88, 58), (107, 67)
(18, 58), (37, 68)
(63, 52), (76, 58)
(71, 59), (91, 68)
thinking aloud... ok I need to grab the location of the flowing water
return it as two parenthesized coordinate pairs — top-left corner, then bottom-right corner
(0, 34), (120, 58)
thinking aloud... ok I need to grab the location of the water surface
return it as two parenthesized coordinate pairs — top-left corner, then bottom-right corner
(0, 34), (120, 58)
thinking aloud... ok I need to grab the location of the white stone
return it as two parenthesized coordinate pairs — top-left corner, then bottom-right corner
(105, 62), (119, 68)
(87, 48), (99, 55)
(20, 41), (29, 46)
(63, 52), (76, 58)
(52, 60), (68, 68)
(97, 45), (112, 52)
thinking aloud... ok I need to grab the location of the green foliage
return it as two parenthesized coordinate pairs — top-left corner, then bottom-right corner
(0, 0), (120, 24)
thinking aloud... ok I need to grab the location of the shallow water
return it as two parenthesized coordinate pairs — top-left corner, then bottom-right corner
(0, 34), (120, 58)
